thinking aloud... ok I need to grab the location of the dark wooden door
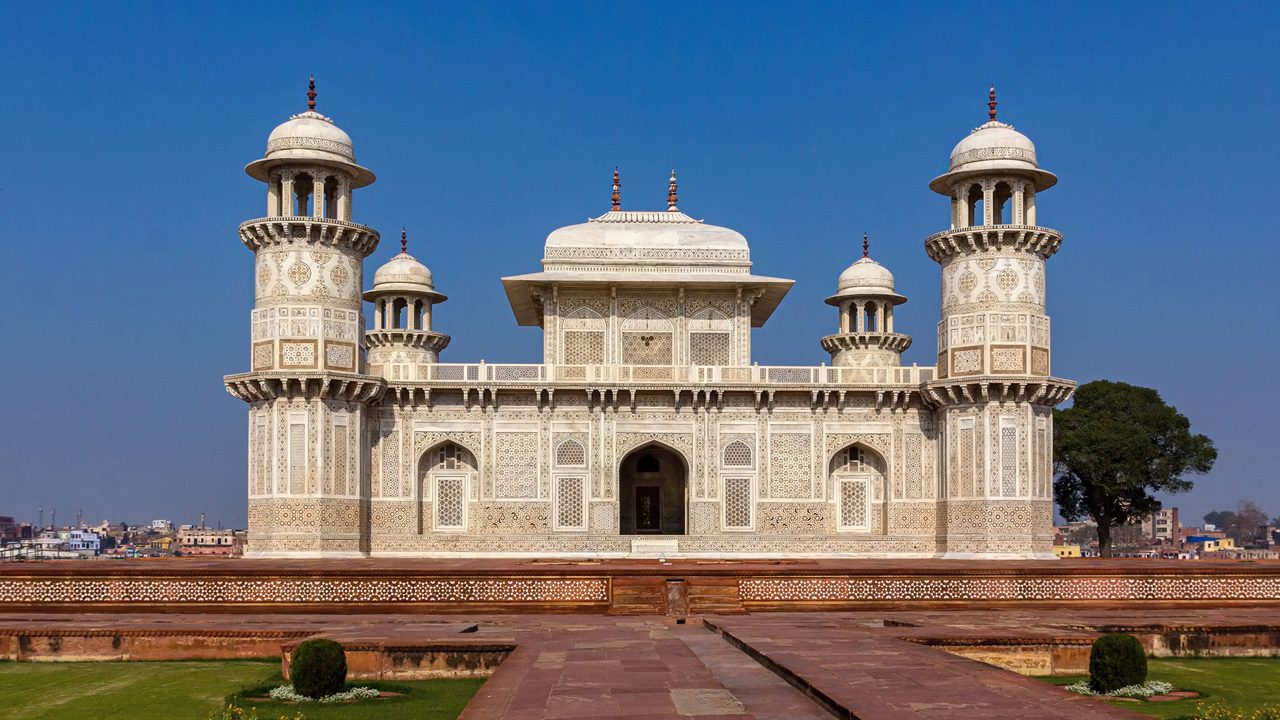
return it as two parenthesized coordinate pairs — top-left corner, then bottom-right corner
(635, 486), (661, 532)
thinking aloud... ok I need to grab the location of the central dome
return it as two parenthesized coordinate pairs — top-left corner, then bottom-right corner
(544, 210), (749, 252)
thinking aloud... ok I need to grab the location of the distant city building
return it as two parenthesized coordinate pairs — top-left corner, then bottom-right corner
(177, 527), (240, 556)
(1051, 544), (1081, 558)
(1186, 535), (1235, 553)
(0, 516), (17, 541)
(150, 519), (173, 531)
(1142, 507), (1179, 542)
(56, 529), (101, 554)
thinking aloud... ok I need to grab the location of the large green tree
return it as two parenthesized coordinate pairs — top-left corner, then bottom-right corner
(1053, 380), (1216, 557)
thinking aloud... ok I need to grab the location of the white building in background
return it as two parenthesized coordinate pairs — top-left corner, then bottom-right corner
(225, 82), (1073, 559)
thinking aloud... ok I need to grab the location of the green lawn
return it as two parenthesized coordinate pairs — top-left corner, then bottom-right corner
(0, 661), (483, 720)
(1042, 657), (1280, 719)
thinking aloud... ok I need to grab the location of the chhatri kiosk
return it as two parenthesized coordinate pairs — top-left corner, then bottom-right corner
(225, 84), (1072, 559)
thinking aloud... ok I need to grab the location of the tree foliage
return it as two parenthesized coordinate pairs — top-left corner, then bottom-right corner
(1054, 381), (1216, 557)
(1205, 501), (1270, 546)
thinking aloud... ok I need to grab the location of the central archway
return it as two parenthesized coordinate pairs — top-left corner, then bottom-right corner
(618, 444), (687, 535)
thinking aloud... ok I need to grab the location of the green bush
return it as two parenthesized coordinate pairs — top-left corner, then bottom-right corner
(1089, 633), (1147, 693)
(290, 639), (347, 699)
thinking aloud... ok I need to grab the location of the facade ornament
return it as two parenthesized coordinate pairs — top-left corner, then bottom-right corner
(988, 84), (997, 121)
(401, 227), (408, 254)
(862, 232), (870, 259)
(667, 168), (678, 211)
(611, 168), (621, 211)
(307, 75), (317, 112)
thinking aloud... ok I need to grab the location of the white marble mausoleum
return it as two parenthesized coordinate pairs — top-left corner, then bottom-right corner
(225, 83), (1074, 559)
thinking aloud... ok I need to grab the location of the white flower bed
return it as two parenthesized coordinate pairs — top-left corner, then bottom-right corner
(1064, 680), (1174, 698)
(267, 684), (382, 703)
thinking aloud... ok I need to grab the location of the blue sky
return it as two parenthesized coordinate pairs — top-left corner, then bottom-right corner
(1, 2), (1276, 529)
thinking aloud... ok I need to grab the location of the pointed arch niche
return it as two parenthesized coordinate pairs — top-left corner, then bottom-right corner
(620, 306), (674, 365)
(617, 443), (687, 535)
(417, 441), (477, 533)
(829, 444), (886, 533)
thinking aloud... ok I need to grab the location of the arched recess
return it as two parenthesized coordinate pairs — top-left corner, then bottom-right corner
(417, 441), (478, 533)
(560, 305), (606, 366)
(966, 183), (984, 226)
(554, 439), (586, 467)
(688, 307), (733, 366)
(621, 306), (674, 365)
(829, 444), (887, 533)
(993, 181), (1013, 224)
(617, 442), (687, 535)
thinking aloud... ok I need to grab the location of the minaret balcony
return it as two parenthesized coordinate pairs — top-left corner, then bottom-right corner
(223, 370), (385, 403)
(924, 375), (1075, 408)
(820, 332), (913, 355)
(924, 225), (1061, 263)
(238, 216), (380, 256)
(366, 329), (451, 353)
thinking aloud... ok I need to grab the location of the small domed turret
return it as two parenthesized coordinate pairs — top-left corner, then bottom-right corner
(821, 234), (911, 368)
(364, 230), (450, 378)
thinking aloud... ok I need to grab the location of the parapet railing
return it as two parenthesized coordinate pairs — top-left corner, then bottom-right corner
(415, 363), (935, 386)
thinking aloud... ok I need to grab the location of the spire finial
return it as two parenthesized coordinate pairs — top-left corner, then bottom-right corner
(611, 168), (621, 211)
(862, 232), (869, 259)
(988, 84), (997, 121)
(667, 168), (678, 211)
(401, 227), (407, 254)
(307, 75), (317, 111)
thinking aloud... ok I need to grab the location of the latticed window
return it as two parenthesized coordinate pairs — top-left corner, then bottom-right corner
(562, 330), (604, 365)
(622, 331), (673, 365)
(723, 477), (752, 529)
(555, 476), (586, 530)
(427, 443), (475, 471)
(722, 441), (753, 467)
(690, 332), (731, 365)
(837, 478), (869, 531)
(435, 476), (466, 529)
(555, 439), (586, 467)
(1000, 424), (1018, 497)
(833, 446), (874, 473)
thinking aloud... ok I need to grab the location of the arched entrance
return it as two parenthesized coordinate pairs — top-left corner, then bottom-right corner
(618, 444), (687, 535)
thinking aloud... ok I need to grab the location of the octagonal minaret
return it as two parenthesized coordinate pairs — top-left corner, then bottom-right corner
(364, 229), (450, 380)
(821, 234), (911, 367)
(924, 88), (1074, 559)
(224, 78), (384, 558)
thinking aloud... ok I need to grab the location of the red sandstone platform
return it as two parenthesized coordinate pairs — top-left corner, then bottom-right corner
(2, 557), (1278, 614)
(12, 607), (1271, 718)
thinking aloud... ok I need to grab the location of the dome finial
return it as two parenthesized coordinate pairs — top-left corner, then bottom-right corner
(401, 227), (407, 254)
(667, 168), (678, 211)
(988, 84), (997, 121)
(611, 168), (621, 211)
(862, 232), (870, 259)
(307, 75), (317, 112)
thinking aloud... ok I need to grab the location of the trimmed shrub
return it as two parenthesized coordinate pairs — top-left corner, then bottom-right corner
(1089, 633), (1147, 693)
(290, 639), (347, 699)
